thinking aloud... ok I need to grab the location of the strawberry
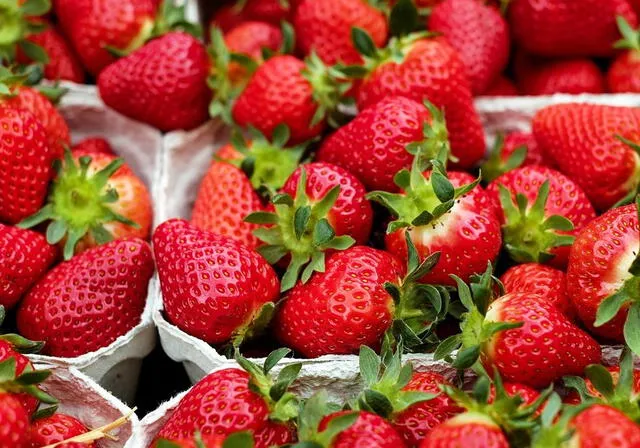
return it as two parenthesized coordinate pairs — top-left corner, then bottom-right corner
(19, 149), (152, 260)
(420, 412), (509, 448)
(0, 106), (54, 225)
(16, 238), (154, 357)
(98, 31), (211, 132)
(294, 0), (388, 65)
(500, 263), (574, 319)
(0, 338), (45, 417)
(566, 200), (640, 348)
(488, 383), (541, 408)
(72, 137), (115, 157)
(0, 224), (57, 310)
(231, 54), (350, 145)
(153, 219), (280, 347)
(608, 16), (640, 93)
(514, 54), (605, 95)
(481, 132), (550, 183)
(224, 21), (284, 82)
(508, 0), (638, 57)
(241, 0), (298, 25)
(428, 0), (510, 95)
(317, 96), (441, 192)
(0, 392), (30, 448)
(487, 165), (597, 267)
(482, 76), (518, 96)
(351, 33), (486, 170)
(154, 351), (299, 447)
(0, 0), (50, 64)
(209, 5), (248, 33)
(532, 103), (640, 211)
(28, 413), (95, 448)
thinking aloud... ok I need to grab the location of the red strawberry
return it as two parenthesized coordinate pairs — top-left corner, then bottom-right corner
(509, 0), (638, 57)
(500, 263), (573, 318)
(481, 132), (551, 183)
(487, 165), (596, 267)
(28, 413), (94, 448)
(0, 340), (40, 417)
(482, 76), (519, 96)
(428, 0), (510, 95)
(153, 219), (279, 346)
(568, 405), (640, 447)
(318, 411), (406, 447)
(0, 392), (30, 448)
(488, 383), (541, 408)
(0, 107), (54, 225)
(514, 54), (605, 95)
(98, 31), (211, 132)
(608, 16), (640, 93)
(242, 0), (298, 25)
(353, 34), (486, 169)
(55, 0), (157, 75)
(566, 201), (640, 346)
(17, 238), (154, 357)
(532, 103), (640, 211)
(0, 224), (57, 310)
(155, 353), (299, 447)
(294, 0), (388, 65)
(72, 137), (115, 156)
(209, 5), (248, 33)
(420, 412), (509, 448)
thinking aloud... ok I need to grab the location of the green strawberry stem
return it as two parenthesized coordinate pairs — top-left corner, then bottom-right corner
(530, 393), (589, 448)
(0, 0), (50, 64)
(245, 168), (355, 292)
(18, 148), (139, 260)
(614, 15), (640, 53)
(229, 302), (276, 350)
(294, 390), (359, 448)
(0, 358), (58, 405)
(480, 134), (528, 183)
(498, 180), (575, 264)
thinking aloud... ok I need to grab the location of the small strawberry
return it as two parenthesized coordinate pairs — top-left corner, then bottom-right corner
(487, 165), (597, 267)
(0, 224), (57, 310)
(153, 219), (279, 347)
(608, 16), (640, 93)
(154, 350), (299, 447)
(19, 148), (152, 260)
(28, 413), (95, 448)
(428, 0), (510, 95)
(0, 106), (54, 225)
(500, 263), (574, 319)
(72, 137), (115, 157)
(532, 103), (640, 211)
(566, 200), (640, 349)
(482, 76), (519, 96)
(481, 132), (550, 183)
(16, 238), (154, 357)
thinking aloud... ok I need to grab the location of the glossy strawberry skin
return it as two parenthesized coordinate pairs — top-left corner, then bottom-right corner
(319, 411), (406, 448)
(282, 163), (373, 245)
(392, 372), (463, 446)
(0, 107), (55, 225)
(515, 56), (605, 95)
(317, 96), (431, 192)
(0, 341), (38, 417)
(386, 172), (502, 286)
(232, 55), (325, 145)
(0, 224), (57, 310)
(532, 103), (640, 211)
(0, 392), (30, 448)
(357, 38), (486, 170)
(484, 293), (601, 388)
(564, 366), (640, 405)
(156, 368), (294, 447)
(487, 165), (597, 267)
(608, 51), (640, 93)
(294, 0), (388, 65)
(17, 238), (153, 357)
(566, 203), (639, 342)
(570, 405), (640, 448)
(420, 412), (509, 448)
(509, 0), (638, 57)
(428, 0), (510, 95)
(501, 263), (573, 319)
(153, 219), (280, 345)
(482, 76), (519, 96)
(28, 413), (94, 448)
(98, 32), (211, 132)
(275, 246), (404, 357)
(191, 161), (264, 250)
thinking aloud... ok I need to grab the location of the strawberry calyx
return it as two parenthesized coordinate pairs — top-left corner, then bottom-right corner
(0, 306), (44, 353)
(0, 65), (67, 103)
(244, 167), (356, 292)
(226, 125), (307, 192)
(530, 393), (589, 448)
(563, 347), (640, 422)
(497, 180), (575, 264)
(157, 432), (255, 448)
(0, 0), (50, 64)
(234, 348), (301, 424)
(614, 15), (640, 53)
(18, 148), (139, 260)
(481, 134), (528, 184)
(0, 358), (57, 406)
(594, 196), (640, 355)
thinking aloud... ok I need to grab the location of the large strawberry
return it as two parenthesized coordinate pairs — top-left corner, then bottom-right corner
(294, 0), (388, 65)
(487, 165), (597, 267)
(349, 32), (486, 169)
(0, 224), (57, 310)
(0, 106), (54, 225)
(428, 0), (510, 95)
(508, 0), (638, 57)
(514, 55), (606, 95)
(566, 200), (640, 349)
(153, 219), (279, 347)
(608, 16), (640, 93)
(532, 103), (640, 211)
(17, 238), (154, 357)
(154, 351), (299, 447)
(28, 413), (95, 448)
(98, 31), (211, 132)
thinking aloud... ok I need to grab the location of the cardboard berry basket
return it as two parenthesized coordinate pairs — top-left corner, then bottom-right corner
(26, 82), (164, 404)
(154, 93), (640, 387)
(34, 362), (139, 448)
